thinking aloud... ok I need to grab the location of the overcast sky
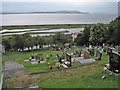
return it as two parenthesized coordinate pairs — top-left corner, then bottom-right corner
(2, 0), (120, 2)
(2, 0), (119, 14)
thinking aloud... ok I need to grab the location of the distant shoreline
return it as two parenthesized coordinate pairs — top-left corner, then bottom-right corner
(1, 24), (95, 29)
(1, 11), (89, 14)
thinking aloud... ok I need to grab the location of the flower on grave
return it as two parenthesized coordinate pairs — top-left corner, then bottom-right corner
(104, 67), (108, 70)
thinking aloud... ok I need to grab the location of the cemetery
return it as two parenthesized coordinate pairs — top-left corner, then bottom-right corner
(2, 44), (119, 88)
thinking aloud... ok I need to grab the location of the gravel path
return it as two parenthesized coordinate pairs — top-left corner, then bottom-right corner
(4, 59), (28, 78)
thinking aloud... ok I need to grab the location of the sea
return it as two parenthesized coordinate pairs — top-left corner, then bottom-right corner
(2, 13), (118, 26)
(1, 13), (118, 36)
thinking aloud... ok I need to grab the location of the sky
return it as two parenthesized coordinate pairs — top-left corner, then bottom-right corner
(2, 0), (119, 14)
(2, 0), (120, 2)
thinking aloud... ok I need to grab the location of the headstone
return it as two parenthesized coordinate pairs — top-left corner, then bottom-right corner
(78, 50), (81, 57)
(57, 54), (60, 59)
(109, 51), (120, 73)
(41, 57), (43, 61)
(46, 55), (49, 62)
(69, 55), (72, 66)
(91, 49), (95, 56)
(50, 53), (52, 57)
(31, 55), (34, 59)
(96, 48), (99, 57)
(38, 60), (40, 63)
(61, 54), (65, 59)
(29, 57), (31, 61)
(59, 56), (62, 64)
(84, 50), (90, 59)
(103, 47), (107, 52)
(65, 53), (72, 67)
(95, 51), (102, 60)
(107, 47), (112, 55)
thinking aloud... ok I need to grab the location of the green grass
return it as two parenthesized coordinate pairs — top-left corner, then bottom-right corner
(3, 47), (108, 73)
(3, 48), (84, 73)
(2, 24), (92, 30)
(4, 49), (118, 88)
(4, 47), (118, 88)
(5, 55), (118, 88)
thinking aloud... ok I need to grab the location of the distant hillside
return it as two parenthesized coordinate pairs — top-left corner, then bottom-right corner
(2, 10), (89, 14)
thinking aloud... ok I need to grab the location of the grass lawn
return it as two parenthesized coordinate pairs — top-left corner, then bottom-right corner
(4, 47), (119, 88)
(4, 52), (118, 88)
(3, 47), (85, 73)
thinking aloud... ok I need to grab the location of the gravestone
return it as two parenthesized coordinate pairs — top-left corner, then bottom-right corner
(68, 54), (72, 67)
(61, 54), (65, 59)
(31, 55), (34, 59)
(29, 57), (31, 61)
(109, 51), (120, 73)
(46, 55), (49, 62)
(107, 47), (112, 55)
(59, 56), (62, 64)
(57, 54), (60, 59)
(50, 53), (52, 57)
(96, 49), (99, 57)
(95, 52), (102, 60)
(107, 47), (120, 72)
(91, 49), (95, 56)
(103, 47), (107, 52)
(65, 53), (72, 67)
(84, 50), (90, 59)
(35, 54), (38, 60)
(89, 49), (94, 56)
(78, 50), (81, 57)
(38, 60), (40, 63)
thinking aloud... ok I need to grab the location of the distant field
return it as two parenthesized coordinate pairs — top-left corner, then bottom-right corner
(2, 24), (93, 30)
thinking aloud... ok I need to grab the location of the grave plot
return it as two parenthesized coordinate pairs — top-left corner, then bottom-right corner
(78, 59), (96, 64)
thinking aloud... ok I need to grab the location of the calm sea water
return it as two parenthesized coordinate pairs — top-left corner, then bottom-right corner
(2, 13), (117, 26)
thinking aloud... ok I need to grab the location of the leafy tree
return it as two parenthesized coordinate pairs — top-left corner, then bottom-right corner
(89, 23), (107, 45)
(107, 16), (120, 45)
(2, 38), (11, 52)
(75, 26), (90, 46)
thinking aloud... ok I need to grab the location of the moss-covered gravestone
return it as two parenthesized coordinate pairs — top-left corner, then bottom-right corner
(109, 51), (120, 73)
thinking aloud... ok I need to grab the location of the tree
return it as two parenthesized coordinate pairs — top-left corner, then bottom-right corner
(2, 38), (11, 52)
(75, 26), (90, 46)
(107, 16), (120, 45)
(89, 23), (107, 45)
(52, 32), (71, 47)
